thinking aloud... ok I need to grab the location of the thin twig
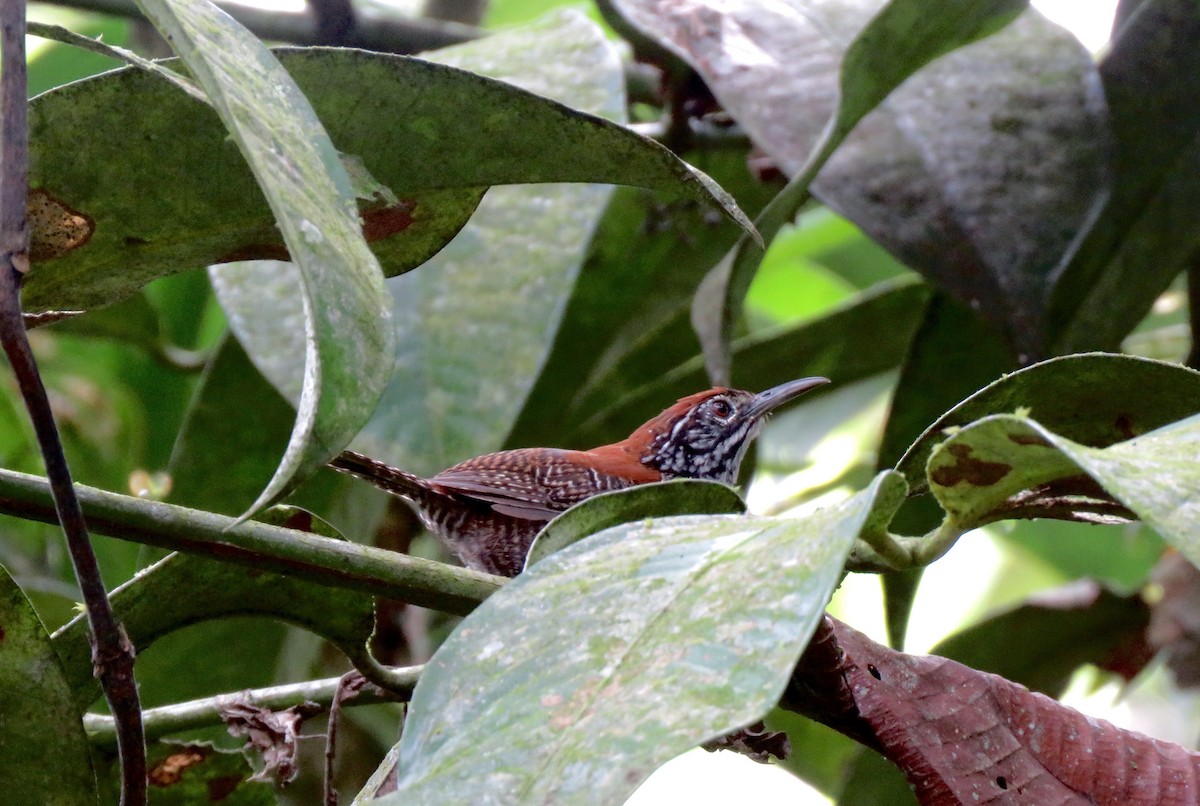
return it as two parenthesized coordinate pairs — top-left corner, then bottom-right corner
(26, 20), (206, 101)
(84, 670), (416, 747)
(0, 6), (145, 803)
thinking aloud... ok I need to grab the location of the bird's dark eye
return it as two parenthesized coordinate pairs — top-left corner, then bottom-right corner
(711, 398), (733, 418)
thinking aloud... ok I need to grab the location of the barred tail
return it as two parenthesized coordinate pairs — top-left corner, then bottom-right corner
(329, 450), (428, 500)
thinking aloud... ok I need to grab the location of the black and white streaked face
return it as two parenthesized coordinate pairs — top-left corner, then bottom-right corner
(644, 390), (762, 484)
(640, 378), (830, 484)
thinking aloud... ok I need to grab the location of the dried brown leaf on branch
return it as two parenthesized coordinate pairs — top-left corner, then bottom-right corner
(785, 616), (1200, 804)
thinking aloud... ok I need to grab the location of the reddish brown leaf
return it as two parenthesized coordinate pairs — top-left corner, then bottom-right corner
(785, 616), (1200, 805)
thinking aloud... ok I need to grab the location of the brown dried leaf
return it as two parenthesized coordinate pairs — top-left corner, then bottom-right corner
(785, 616), (1200, 805)
(217, 694), (322, 785)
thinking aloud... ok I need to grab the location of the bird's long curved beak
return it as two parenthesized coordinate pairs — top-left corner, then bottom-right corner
(745, 376), (830, 420)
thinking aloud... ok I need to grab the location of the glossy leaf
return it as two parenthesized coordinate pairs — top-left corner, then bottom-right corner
(811, 10), (1108, 360)
(898, 353), (1200, 494)
(0, 564), (96, 802)
(625, 0), (1030, 379)
(373, 472), (900, 804)
(525, 478), (746, 569)
(129, 0), (397, 518)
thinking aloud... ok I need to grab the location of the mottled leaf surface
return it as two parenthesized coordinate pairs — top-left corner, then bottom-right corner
(132, 0), (396, 517)
(787, 616), (1200, 805)
(525, 478), (745, 569)
(811, 10), (1109, 360)
(624, 0), (1029, 379)
(372, 474), (900, 804)
(0, 564), (96, 803)
(927, 412), (1200, 568)
(898, 353), (1200, 494)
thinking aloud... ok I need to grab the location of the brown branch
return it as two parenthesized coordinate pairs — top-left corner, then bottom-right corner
(784, 616), (1200, 804)
(0, 4), (145, 803)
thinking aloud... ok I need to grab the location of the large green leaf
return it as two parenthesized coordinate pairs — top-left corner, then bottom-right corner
(810, 10), (1107, 361)
(28, 38), (750, 314)
(897, 353), (1200, 494)
(1050, 0), (1200, 352)
(0, 564), (96, 802)
(125, 0), (397, 518)
(372, 473), (901, 804)
(631, 0), (1029, 380)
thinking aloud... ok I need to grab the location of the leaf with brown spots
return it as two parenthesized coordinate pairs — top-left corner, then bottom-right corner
(897, 354), (1200, 494)
(27, 188), (93, 262)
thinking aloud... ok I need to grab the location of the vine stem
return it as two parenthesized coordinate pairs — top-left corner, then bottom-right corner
(0, 4), (145, 803)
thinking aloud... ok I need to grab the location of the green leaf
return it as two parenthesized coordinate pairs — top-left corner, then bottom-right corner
(131, 0), (396, 518)
(649, 0), (1029, 380)
(373, 473), (899, 804)
(28, 41), (751, 314)
(574, 276), (929, 448)
(1050, 0), (1200, 353)
(506, 148), (781, 451)
(927, 411), (1200, 568)
(168, 333), (296, 515)
(525, 478), (746, 569)
(52, 543), (377, 708)
(0, 563), (96, 802)
(812, 10), (1108, 360)
(897, 353), (1200, 494)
